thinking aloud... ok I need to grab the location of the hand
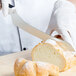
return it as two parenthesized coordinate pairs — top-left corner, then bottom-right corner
(68, 0), (76, 7)
(46, 0), (76, 51)
(0, 0), (2, 9)
(1, 0), (15, 16)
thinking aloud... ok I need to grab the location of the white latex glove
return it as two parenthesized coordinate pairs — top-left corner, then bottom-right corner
(1, 0), (15, 16)
(46, 0), (76, 51)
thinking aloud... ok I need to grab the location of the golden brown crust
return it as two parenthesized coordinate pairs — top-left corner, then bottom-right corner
(14, 58), (27, 76)
(64, 56), (76, 71)
(36, 62), (59, 76)
(14, 58), (59, 76)
(19, 61), (36, 76)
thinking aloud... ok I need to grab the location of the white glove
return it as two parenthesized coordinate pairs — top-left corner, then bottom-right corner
(1, 0), (15, 16)
(46, 0), (76, 50)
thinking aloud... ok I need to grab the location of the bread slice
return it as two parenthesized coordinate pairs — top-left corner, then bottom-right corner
(32, 38), (76, 72)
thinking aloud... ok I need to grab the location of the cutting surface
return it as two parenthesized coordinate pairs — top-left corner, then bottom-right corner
(0, 50), (76, 76)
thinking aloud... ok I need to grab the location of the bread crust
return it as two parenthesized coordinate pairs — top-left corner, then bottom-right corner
(14, 58), (59, 76)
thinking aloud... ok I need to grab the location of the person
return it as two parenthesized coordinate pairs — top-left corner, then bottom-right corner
(0, 0), (76, 55)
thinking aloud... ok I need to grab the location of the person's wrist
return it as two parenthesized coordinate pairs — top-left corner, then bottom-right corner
(68, 0), (76, 7)
(0, 0), (2, 9)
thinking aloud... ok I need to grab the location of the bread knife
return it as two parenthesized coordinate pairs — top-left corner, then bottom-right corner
(10, 10), (52, 41)
(0, 0), (69, 41)
(2, 0), (51, 40)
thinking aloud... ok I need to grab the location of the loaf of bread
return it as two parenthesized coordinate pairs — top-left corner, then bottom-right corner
(32, 38), (76, 72)
(14, 58), (59, 76)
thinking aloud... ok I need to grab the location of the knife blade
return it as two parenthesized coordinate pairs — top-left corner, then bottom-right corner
(11, 10), (52, 41)
(1, 0), (53, 40)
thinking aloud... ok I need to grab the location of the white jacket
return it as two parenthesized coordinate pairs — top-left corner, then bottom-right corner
(0, 0), (76, 55)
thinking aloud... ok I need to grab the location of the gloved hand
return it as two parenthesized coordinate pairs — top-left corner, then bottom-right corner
(46, 0), (76, 51)
(1, 0), (15, 16)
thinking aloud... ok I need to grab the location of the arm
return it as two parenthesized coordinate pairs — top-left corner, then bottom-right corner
(46, 0), (76, 50)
